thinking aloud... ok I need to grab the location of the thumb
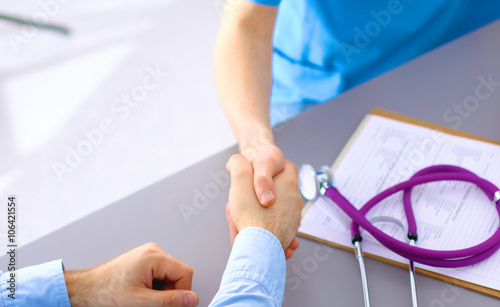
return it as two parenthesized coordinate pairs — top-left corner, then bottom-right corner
(147, 289), (199, 307)
(253, 158), (284, 207)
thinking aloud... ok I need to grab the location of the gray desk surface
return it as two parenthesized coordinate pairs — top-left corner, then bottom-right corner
(2, 20), (500, 307)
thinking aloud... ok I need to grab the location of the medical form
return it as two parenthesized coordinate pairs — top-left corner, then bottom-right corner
(299, 110), (500, 294)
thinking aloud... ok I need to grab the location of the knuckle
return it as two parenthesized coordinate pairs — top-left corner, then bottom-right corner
(228, 155), (251, 173)
(288, 162), (299, 174)
(283, 160), (298, 176)
(232, 162), (253, 177)
(226, 154), (240, 169)
(261, 154), (278, 166)
(268, 145), (283, 157)
(163, 294), (174, 307)
(186, 265), (194, 276)
(141, 242), (161, 255)
(255, 175), (270, 187)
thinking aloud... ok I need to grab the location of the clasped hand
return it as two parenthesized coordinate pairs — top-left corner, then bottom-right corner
(225, 152), (303, 258)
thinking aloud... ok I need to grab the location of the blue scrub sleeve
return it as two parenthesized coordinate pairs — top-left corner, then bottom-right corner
(244, 0), (281, 6)
(0, 259), (71, 307)
(209, 227), (286, 306)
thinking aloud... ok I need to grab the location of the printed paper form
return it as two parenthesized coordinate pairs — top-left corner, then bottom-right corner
(299, 114), (500, 290)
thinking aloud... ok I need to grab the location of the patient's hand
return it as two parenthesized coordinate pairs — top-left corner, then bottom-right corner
(226, 154), (303, 254)
(65, 243), (199, 307)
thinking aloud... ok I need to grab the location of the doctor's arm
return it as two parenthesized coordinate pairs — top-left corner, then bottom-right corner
(214, 0), (284, 208)
(209, 155), (303, 306)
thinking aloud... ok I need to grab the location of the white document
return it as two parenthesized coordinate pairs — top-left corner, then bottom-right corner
(299, 114), (500, 291)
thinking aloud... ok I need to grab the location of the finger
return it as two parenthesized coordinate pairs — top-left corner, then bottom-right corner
(227, 154), (254, 186)
(227, 155), (254, 200)
(226, 154), (258, 231)
(281, 160), (299, 178)
(289, 239), (300, 251)
(142, 288), (199, 307)
(144, 247), (194, 291)
(226, 154), (255, 200)
(284, 238), (300, 260)
(253, 156), (284, 207)
(275, 161), (301, 203)
(284, 248), (294, 260)
(226, 204), (238, 246)
(226, 154), (251, 175)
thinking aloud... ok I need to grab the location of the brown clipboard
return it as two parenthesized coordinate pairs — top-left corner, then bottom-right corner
(298, 108), (500, 299)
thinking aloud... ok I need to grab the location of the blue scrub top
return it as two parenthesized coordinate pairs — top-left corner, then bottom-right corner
(246, 0), (500, 124)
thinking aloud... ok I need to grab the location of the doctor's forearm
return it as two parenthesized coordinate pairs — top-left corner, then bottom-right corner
(214, 2), (277, 155)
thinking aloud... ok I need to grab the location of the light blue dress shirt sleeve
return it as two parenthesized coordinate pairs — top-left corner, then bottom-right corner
(209, 227), (286, 306)
(0, 259), (71, 307)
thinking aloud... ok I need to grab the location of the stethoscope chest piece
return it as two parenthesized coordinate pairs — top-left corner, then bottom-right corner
(298, 164), (335, 201)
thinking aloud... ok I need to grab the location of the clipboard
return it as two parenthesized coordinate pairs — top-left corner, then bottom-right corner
(298, 108), (500, 299)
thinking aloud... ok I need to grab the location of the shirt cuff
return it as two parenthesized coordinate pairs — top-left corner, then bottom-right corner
(0, 259), (71, 307)
(221, 227), (286, 305)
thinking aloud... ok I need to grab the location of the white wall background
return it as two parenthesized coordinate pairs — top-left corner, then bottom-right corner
(0, 0), (237, 252)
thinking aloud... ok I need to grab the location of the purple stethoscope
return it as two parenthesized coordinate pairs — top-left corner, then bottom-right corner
(298, 164), (500, 307)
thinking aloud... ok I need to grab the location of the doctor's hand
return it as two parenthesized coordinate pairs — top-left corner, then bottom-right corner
(237, 143), (300, 258)
(64, 243), (199, 307)
(226, 154), (303, 257)
(241, 143), (285, 207)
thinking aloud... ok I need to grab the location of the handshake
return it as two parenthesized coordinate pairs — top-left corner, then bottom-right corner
(61, 153), (303, 307)
(225, 154), (303, 258)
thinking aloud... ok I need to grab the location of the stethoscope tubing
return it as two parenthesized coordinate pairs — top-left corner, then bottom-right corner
(402, 165), (493, 234)
(324, 166), (500, 267)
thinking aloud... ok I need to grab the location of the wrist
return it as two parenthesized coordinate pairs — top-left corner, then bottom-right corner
(238, 224), (287, 251)
(64, 269), (98, 307)
(237, 227), (286, 252)
(238, 126), (275, 160)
